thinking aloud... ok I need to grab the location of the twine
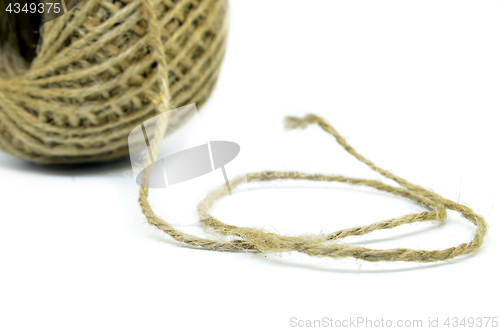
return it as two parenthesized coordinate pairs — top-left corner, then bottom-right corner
(124, 0), (487, 263)
(139, 113), (488, 262)
(0, 0), (487, 263)
(0, 0), (228, 163)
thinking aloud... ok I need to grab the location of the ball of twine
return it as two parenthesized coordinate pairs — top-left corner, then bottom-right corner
(0, 0), (228, 163)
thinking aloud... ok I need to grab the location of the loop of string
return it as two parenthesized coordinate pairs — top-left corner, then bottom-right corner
(138, 0), (487, 263)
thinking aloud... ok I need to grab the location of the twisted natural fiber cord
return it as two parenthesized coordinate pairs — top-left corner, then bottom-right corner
(1, 0), (486, 263)
(139, 114), (487, 262)
(137, 2), (487, 262)
(0, 0), (228, 163)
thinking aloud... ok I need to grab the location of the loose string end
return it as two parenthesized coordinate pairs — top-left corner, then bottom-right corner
(284, 114), (321, 131)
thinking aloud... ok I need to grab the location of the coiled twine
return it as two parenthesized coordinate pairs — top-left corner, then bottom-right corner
(0, 0), (228, 163)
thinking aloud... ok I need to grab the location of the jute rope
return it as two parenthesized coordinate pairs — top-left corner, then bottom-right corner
(139, 113), (487, 262)
(0, 0), (487, 263)
(133, 0), (487, 263)
(0, 0), (228, 163)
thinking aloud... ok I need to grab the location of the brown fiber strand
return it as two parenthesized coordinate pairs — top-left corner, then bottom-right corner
(1, 0), (487, 263)
(0, 0), (228, 163)
(140, 113), (488, 262)
(135, 0), (487, 263)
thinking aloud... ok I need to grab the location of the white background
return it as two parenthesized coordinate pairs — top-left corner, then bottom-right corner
(1, 1), (499, 330)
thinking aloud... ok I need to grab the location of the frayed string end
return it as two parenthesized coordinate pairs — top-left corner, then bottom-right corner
(284, 114), (322, 131)
(283, 116), (305, 130)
